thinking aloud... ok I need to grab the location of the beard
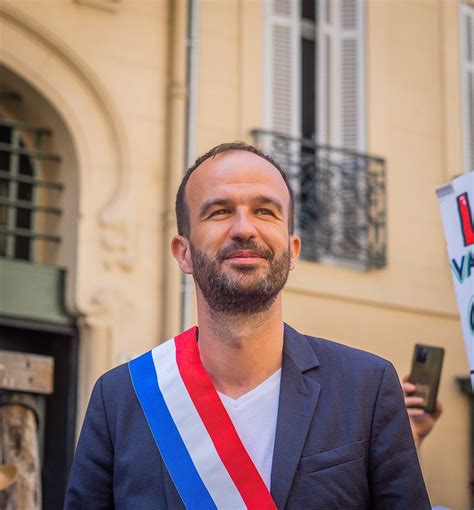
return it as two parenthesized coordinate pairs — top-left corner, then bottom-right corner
(190, 239), (291, 315)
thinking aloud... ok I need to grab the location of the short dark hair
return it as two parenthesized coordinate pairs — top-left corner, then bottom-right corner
(175, 141), (295, 237)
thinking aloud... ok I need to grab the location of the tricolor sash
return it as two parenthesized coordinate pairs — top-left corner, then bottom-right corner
(128, 327), (277, 510)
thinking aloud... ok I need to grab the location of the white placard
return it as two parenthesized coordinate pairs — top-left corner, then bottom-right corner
(436, 172), (474, 386)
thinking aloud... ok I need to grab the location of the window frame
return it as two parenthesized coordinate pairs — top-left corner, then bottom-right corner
(0, 118), (62, 263)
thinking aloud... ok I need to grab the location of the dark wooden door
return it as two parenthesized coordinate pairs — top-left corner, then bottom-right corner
(0, 318), (78, 510)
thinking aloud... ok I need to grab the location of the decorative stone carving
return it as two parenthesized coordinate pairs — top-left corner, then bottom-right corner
(78, 288), (135, 403)
(89, 287), (133, 319)
(99, 201), (136, 273)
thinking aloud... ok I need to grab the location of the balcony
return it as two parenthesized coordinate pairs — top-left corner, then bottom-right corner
(251, 129), (386, 270)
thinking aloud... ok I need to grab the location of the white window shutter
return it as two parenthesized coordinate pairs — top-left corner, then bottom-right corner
(461, 3), (474, 173)
(317, 0), (367, 267)
(263, 0), (300, 138)
(263, 0), (302, 227)
(317, 0), (365, 151)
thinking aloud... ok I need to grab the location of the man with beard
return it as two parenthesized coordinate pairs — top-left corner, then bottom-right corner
(65, 142), (430, 509)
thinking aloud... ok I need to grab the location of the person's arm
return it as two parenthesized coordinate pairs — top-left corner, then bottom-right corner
(64, 376), (114, 509)
(401, 374), (443, 448)
(369, 362), (431, 510)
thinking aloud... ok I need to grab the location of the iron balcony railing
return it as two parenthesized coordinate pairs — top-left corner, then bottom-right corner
(251, 129), (386, 270)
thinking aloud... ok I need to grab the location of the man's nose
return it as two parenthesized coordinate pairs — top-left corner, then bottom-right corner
(229, 210), (258, 240)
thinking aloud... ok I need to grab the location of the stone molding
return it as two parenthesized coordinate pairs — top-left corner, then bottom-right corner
(74, 0), (122, 13)
(0, 2), (136, 275)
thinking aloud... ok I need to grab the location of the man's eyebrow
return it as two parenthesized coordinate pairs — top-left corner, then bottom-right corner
(252, 195), (284, 215)
(199, 199), (233, 218)
(198, 195), (285, 218)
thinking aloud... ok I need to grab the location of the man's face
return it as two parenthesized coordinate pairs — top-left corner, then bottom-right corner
(174, 151), (301, 314)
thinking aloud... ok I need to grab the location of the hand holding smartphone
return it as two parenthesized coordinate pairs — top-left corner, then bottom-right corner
(408, 344), (444, 414)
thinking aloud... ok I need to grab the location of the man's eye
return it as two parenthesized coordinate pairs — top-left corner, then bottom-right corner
(210, 209), (229, 217)
(256, 209), (274, 216)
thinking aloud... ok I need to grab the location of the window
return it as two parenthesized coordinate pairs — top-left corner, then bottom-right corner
(461, 2), (474, 173)
(261, 0), (385, 270)
(0, 118), (62, 262)
(264, 0), (365, 150)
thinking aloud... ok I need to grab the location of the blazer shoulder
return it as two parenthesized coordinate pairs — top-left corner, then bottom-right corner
(99, 347), (157, 387)
(100, 360), (131, 383)
(90, 356), (151, 435)
(305, 334), (391, 368)
(95, 359), (136, 404)
(283, 323), (395, 383)
(298, 333), (401, 399)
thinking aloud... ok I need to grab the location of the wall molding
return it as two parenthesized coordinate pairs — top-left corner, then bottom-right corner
(74, 0), (122, 14)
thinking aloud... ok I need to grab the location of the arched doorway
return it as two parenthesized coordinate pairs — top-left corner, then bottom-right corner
(0, 5), (140, 505)
(0, 65), (79, 508)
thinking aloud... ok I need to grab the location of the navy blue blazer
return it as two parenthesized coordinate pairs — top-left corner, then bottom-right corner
(65, 324), (431, 509)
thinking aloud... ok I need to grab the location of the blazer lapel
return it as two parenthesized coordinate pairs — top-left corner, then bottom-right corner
(270, 324), (321, 509)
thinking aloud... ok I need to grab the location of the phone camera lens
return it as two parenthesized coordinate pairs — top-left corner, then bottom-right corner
(416, 347), (428, 363)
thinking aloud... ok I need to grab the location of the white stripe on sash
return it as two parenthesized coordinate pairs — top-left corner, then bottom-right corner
(152, 340), (246, 509)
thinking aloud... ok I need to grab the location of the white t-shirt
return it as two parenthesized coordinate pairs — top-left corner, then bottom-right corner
(218, 369), (282, 490)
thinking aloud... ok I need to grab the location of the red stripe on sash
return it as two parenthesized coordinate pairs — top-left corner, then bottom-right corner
(175, 328), (277, 510)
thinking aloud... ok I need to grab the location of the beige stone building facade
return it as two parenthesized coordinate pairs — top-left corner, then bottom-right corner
(0, 0), (472, 508)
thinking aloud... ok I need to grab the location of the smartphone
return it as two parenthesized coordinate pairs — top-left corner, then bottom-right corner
(408, 344), (444, 413)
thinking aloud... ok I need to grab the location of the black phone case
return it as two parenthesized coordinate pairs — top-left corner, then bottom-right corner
(408, 344), (444, 413)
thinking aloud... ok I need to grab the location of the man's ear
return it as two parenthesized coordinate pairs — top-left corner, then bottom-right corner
(289, 234), (301, 271)
(171, 235), (193, 274)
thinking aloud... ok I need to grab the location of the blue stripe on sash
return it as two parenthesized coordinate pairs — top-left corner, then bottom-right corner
(129, 351), (217, 510)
